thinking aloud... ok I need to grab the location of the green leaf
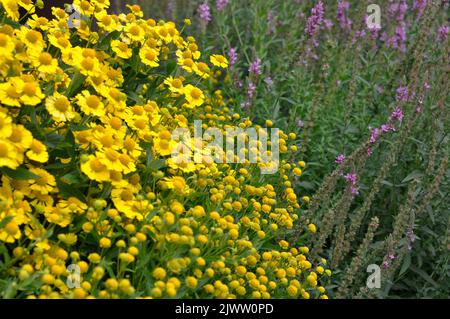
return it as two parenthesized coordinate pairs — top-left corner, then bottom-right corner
(0, 216), (13, 229)
(57, 180), (86, 202)
(0, 167), (40, 180)
(66, 72), (86, 97)
(401, 170), (424, 183)
(399, 252), (411, 276)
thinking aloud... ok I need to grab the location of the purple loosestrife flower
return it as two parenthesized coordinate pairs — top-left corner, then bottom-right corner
(228, 48), (238, 66)
(246, 82), (256, 99)
(370, 127), (382, 143)
(249, 58), (262, 76)
(437, 25), (449, 42)
(344, 173), (359, 196)
(396, 86), (409, 102)
(264, 77), (274, 88)
(335, 154), (346, 164)
(305, 1), (325, 37)
(216, 0), (229, 11)
(337, 0), (352, 31)
(390, 107), (404, 122)
(197, 3), (211, 24)
(413, 0), (427, 19)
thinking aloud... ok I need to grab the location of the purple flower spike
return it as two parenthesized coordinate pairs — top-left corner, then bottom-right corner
(198, 3), (211, 24)
(335, 154), (346, 164)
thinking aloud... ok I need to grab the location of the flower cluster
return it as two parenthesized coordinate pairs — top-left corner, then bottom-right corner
(0, 0), (329, 299)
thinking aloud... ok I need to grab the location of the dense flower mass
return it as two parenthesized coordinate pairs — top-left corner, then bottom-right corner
(0, 0), (329, 299)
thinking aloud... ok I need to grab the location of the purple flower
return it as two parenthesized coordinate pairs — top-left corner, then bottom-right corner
(344, 172), (359, 195)
(390, 107), (404, 122)
(344, 172), (358, 185)
(396, 86), (409, 102)
(381, 123), (395, 132)
(367, 147), (373, 156)
(337, 0), (352, 31)
(413, 0), (427, 19)
(324, 19), (333, 30)
(423, 82), (431, 90)
(249, 58), (262, 76)
(335, 154), (346, 164)
(437, 25), (449, 42)
(216, 0), (229, 11)
(228, 47), (238, 66)
(197, 3), (211, 24)
(388, 254), (396, 260)
(264, 77), (274, 88)
(247, 81), (256, 99)
(305, 1), (325, 37)
(370, 127), (382, 143)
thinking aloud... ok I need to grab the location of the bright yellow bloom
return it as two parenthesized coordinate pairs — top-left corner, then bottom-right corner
(210, 54), (229, 68)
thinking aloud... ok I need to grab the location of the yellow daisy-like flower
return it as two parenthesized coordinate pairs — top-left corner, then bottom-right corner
(162, 176), (190, 194)
(111, 40), (133, 59)
(124, 23), (145, 43)
(17, 27), (45, 54)
(0, 111), (13, 139)
(28, 167), (56, 195)
(0, 220), (22, 243)
(0, 78), (23, 107)
(46, 92), (77, 122)
(19, 80), (45, 106)
(111, 187), (143, 220)
(8, 124), (33, 151)
(76, 90), (106, 117)
(139, 47), (160, 67)
(210, 54), (229, 68)
(48, 33), (72, 52)
(183, 84), (205, 108)
(32, 52), (59, 74)
(0, 0), (20, 21)
(26, 139), (49, 163)
(0, 33), (15, 60)
(96, 13), (120, 33)
(163, 76), (184, 95)
(0, 140), (20, 169)
(80, 155), (110, 182)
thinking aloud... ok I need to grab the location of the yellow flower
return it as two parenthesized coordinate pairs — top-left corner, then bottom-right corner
(0, 111), (13, 139)
(210, 54), (229, 68)
(0, 33), (15, 60)
(96, 13), (120, 33)
(183, 84), (205, 108)
(19, 79), (45, 106)
(163, 76), (184, 95)
(0, 220), (21, 243)
(81, 155), (110, 182)
(162, 176), (190, 194)
(17, 27), (45, 54)
(76, 90), (106, 117)
(8, 124), (33, 151)
(46, 92), (77, 122)
(28, 167), (56, 194)
(32, 52), (59, 74)
(111, 40), (133, 59)
(0, 78), (23, 107)
(0, 140), (21, 169)
(139, 47), (159, 67)
(26, 139), (49, 163)
(124, 23), (145, 43)
(0, 0), (20, 21)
